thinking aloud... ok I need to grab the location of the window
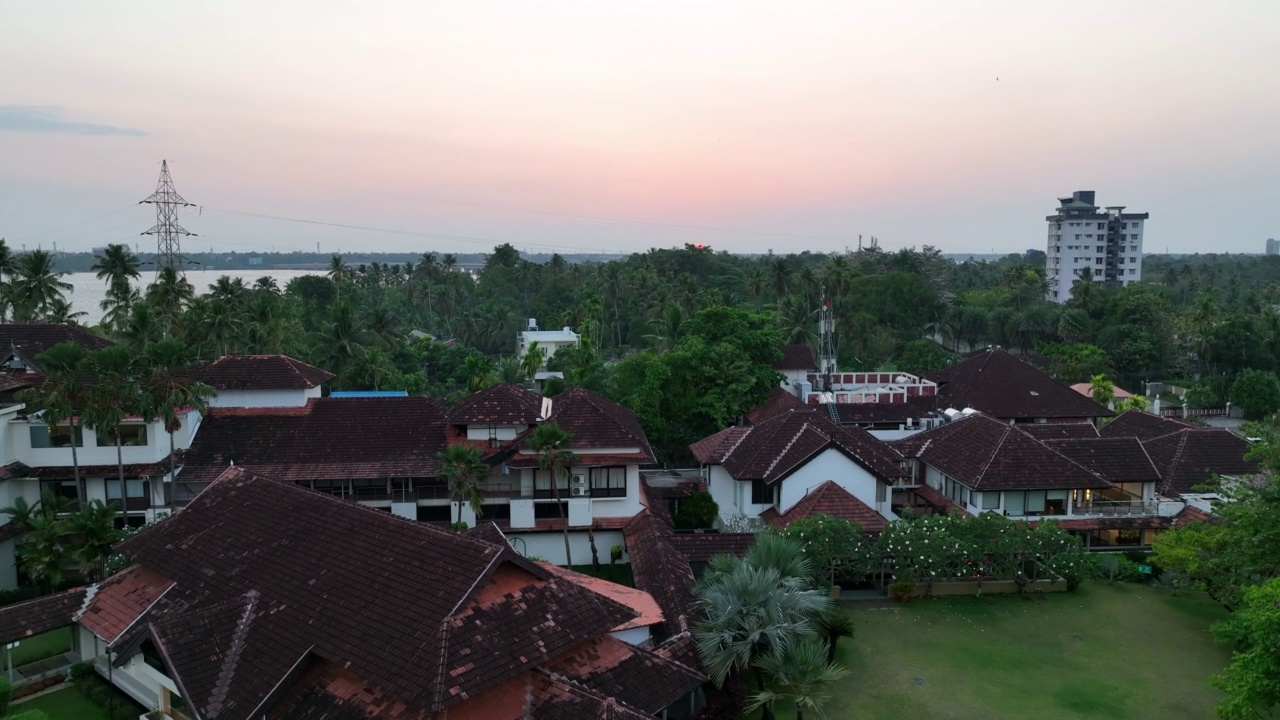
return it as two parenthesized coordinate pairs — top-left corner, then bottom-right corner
(1085, 234), (1093, 239)
(1129, 269), (1136, 275)
(533, 469), (568, 499)
(534, 501), (568, 519)
(751, 480), (772, 505)
(30, 425), (83, 448)
(1129, 245), (1137, 252)
(487, 425), (499, 449)
(1098, 222), (1105, 230)
(417, 504), (451, 522)
(97, 424), (148, 447)
(1074, 234), (1081, 240)
(981, 492), (1000, 510)
(39, 480), (79, 504)
(589, 466), (627, 498)
(1005, 492), (1024, 515)
(876, 481), (887, 503)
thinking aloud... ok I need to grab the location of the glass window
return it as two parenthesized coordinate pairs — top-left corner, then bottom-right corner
(876, 481), (887, 503)
(105, 479), (148, 499)
(30, 425), (84, 448)
(589, 466), (627, 498)
(534, 469), (568, 498)
(751, 480), (771, 505)
(97, 424), (148, 447)
(39, 480), (79, 503)
(981, 492), (1000, 510)
(1026, 490), (1047, 513)
(1005, 492), (1025, 515)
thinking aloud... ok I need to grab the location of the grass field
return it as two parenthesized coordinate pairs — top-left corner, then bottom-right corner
(8, 627), (70, 668)
(11, 686), (110, 720)
(773, 582), (1231, 720)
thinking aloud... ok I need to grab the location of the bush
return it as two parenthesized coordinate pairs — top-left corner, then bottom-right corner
(890, 578), (916, 601)
(1230, 369), (1280, 419)
(67, 660), (95, 681)
(1093, 554), (1143, 584)
(691, 677), (747, 720)
(673, 491), (719, 530)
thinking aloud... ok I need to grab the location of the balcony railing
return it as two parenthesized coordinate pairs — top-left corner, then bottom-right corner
(1072, 499), (1157, 517)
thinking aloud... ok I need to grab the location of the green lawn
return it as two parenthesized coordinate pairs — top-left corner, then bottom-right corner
(776, 582), (1231, 720)
(7, 628), (70, 667)
(11, 686), (110, 720)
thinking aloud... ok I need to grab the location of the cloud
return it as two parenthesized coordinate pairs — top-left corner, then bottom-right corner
(0, 106), (148, 137)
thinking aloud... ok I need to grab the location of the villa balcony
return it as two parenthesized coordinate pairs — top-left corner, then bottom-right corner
(1071, 499), (1157, 517)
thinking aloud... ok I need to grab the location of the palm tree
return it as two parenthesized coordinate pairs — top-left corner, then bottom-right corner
(748, 639), (848, 720)
(83, 346), (143, 524)
(496, 357), (524, 385)
(438, 445), (488, 530)
(311, 301), (369, 384)
(10, 250), (73, 322)
(93, 244), (142, 331)
(18, 512), (69, 593)
(65, 500), (119, 581)
(0, 496), (38, 535)
(140, 339), (215, 488)
(21, 342), (90, 501)
(0, 238), (12, 322)
(146, 265), (195, 334)
(528, 422), (579, 566)
(521, 341), (544, 381)
(1089, 373), (1115, 408)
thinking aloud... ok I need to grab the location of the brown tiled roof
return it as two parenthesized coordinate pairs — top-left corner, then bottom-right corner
(689, 426), (750, 465)
(1100, 409), (1198, 442)
(773, 344), (816, 371)
(77, 565), (174, 644)
(704, 408), (905, 485)
(667, 533), (756, 563)
(544, 635), (705, 714)
(517, 387), (654, 462)
(0, 324), (113, 369)
(191, 355), (334, 390)
(760, 480), (888, 532)
(624, 511), (697, 639)
(446, 383), (544, 425)
(891, 414), (1112, 491)
(1042, 437), (1162, 485)
(1142, 428), (1257, 496)
(181, 397), (449, 480)
(28, 462), (170, 480)
(745, 386), (808, 425)
(1020, 422), (1100, 440)
(0, 587), (87, 645)
(529, 670), (654, 720)
(1173, 505), (1217, 526)
(830, 395), (940, 427)
(926, 348), (1112, 420)
(117, 467), (636, 720)
(539, 563), (665, 631)
(910, 484), (964, 513)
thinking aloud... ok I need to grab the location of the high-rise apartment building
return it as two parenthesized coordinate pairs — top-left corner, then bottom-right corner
(1266, 238), (1279, 255)
(1045, 191), (1147, 303)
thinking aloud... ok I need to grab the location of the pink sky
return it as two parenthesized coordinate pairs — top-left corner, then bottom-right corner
(1, 0), (1277, 256)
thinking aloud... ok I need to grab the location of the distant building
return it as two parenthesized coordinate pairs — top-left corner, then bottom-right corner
(1267, 238), (1279, 255)
(517, 318), (581, 360)
(1045, 191), (1148, 303)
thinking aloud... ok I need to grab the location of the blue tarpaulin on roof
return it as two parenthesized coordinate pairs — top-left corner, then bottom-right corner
(329, 390), (408, 398)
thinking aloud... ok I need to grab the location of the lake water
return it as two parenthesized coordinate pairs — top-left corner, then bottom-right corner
(62, 269), (323, 323)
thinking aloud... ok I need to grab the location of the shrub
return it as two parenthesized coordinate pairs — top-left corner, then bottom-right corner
(1094, 554), (1143, 583)
(691, 677), (747, 720)
(67, 660), (95, 681)
(673, 491), (719, 530)
(890, 577), (916, 601)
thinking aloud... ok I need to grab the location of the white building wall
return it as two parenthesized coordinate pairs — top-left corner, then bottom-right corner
(508, 529), (625, 566)
(208, 387), (315, 408)
(465, 425), (521, 442)
(707, 466), (740, 521)
(11, 420), (173, 467)
(776, 448), (892, 519)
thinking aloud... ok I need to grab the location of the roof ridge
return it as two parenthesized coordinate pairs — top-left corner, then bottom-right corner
(972, 420), (1011, 488)
(205, 589), (261, 717)
(763, 421), (813, 478)
(1163, 430), (1194, 495)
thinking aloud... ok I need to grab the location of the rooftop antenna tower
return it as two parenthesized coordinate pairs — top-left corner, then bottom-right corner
(140, 160), (195, 275)
(818, 287), (837, 392)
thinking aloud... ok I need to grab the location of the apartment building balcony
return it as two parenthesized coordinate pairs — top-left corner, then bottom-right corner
(1071, 498), (1157, 517)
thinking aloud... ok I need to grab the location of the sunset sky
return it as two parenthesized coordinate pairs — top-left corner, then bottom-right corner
(2, 1), (1277, 256)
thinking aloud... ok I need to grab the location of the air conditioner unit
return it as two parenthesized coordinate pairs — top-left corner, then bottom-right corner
(570, 474), (586, 487)
(570, 486), (588, 497)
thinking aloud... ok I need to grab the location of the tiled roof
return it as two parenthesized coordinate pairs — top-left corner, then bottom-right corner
(689, 426), (750, 465)
(624, 510), (697, 639)
(704, 408), (905, 485)
(0, 324), (113, 369)
(926, 348), (1112, 420)
(1070, 382), (1133, 399)
(181, 397), (449, 480)
(517, 387), (654, 462)
(117, 467), (637, 719)
(830, 395), (940, 427)
(891, 414), (1112, 491)
(529, 670), (653, 720)
(1142, 428), (1257, 496)
(1019, 422), (1100, 440)
(1099, 410), (1198, 442)
(760, 480), (887, 532)
(667, 533), (756, 563)
(539, 563), (665, 631)
(774, 344), (816, 371)
(0, 587), (87, 645)
(446, 383), (544, 425)
(1173, 505), (1217, 526)
(1042, 437), (1162, 485)
(544, 635), (705, 714)
(28, 462), (171, 480)
(77, 565), (174, 644)
(191, 354), (334, 390)
(745, 386), (809, 425)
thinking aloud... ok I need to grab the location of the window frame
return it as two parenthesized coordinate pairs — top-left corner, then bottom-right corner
(588, 466), (627, 498)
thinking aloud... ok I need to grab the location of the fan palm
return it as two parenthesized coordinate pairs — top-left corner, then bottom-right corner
(438, 444), (489, 530)
(748, 639), (848, 720)
(528, 422), (578, 566)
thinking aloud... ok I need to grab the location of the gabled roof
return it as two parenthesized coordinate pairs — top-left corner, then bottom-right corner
(891, 414), (1112, 490)
(745, 386), (808, 425)
(76, 565), (174, 644)
(1070, 382), (1133, 399)
(1099, 409), (1198, 442)
(624, 510), (697, 639)
(191, 355), (334, 390)
(181, 397), (449, 480)
(511, 387), (655, 464)
(0, 324), (113, 371)
(0, 587), (88, 645)
(539, 563), (664, 631)
(544, 635), (705, 715)
(1142, 428), (1257, 496)
(760, 480), (887, 532)
(117, 467), (637, 720)
(446, 383), (543, 425)
(926, 348), (1112, 420)
(689, 426), (750, 465)
(773, 344), (816, 371)
(702, 408), (905, 485)
(830, 395), (940, 427)
(667, 533), (756, 563)
(1019, 422), (1100, 440)
(1042, 437), (1162, 485)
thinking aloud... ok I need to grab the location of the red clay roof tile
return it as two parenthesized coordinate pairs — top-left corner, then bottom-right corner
(191, 354), (334, 390)
(759, 480), (887, 532)
(926, 348), (1112, 419)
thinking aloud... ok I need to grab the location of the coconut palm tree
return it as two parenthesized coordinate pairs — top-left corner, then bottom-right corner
(83, 346), (143, 524)
(496, 357), (524, 385)
(140, 339), (215, 489)
(748, 639), (848, 720)
(1089, 373), (1115, 408)
(146, 265), (195, 334)
(10, 249), (73, 322)
(311, 301), (369, 384)
(93, 244), (142, 331)
(528, 422), (578, 566)
(65, 500), (120, 581)
(521, 341), (544, 381)
(20, 342), (90, 501)
(438, 444), (489, 530)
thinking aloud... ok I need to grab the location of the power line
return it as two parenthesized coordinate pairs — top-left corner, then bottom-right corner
(170, 159), (853, 245)
(11, 205), (142, 242)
